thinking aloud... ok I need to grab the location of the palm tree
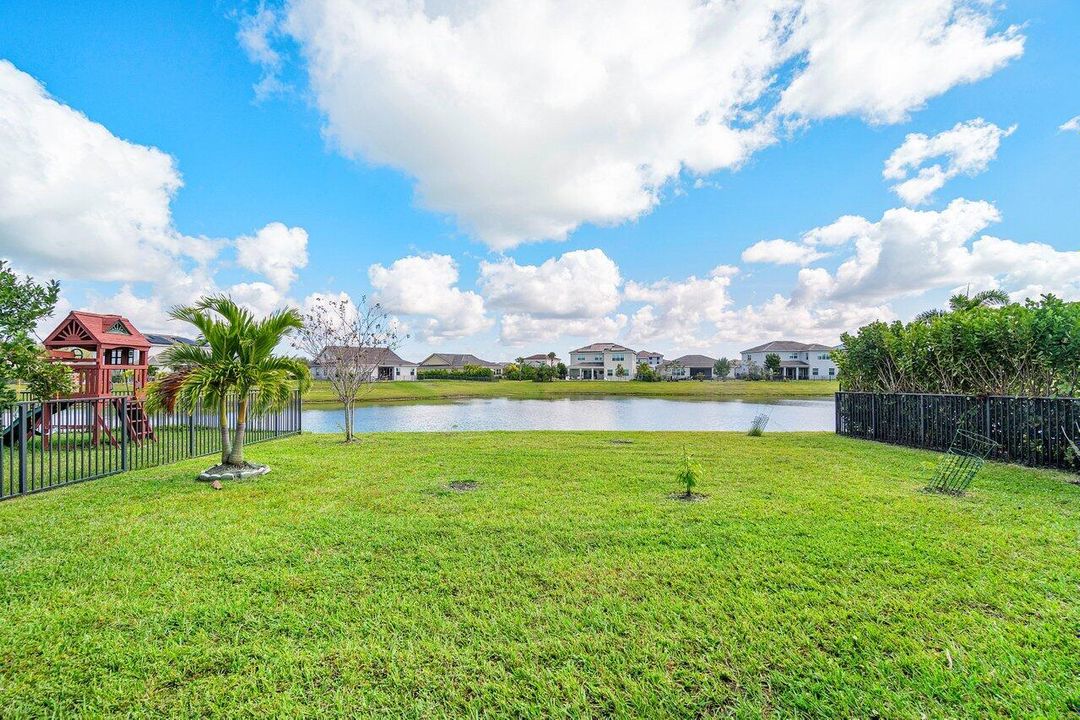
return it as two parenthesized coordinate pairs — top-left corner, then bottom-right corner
(147, 296), (310, 469)
(547, 351), (556, 366)
(915, 288), (1010, 323)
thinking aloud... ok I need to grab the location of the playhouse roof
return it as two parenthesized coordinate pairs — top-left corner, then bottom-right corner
(44, 311), (151, 350)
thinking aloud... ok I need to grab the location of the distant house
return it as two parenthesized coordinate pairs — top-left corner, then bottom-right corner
(311, 346), (417, 381)
(567, 343), (637, 380)
(661, 354), (717, 380)
(737, 341), (838, 380)
(419, 353), (505, 377)
(144, 333), (198, 371)
(521, 353), (561, 368)
(637, 350), (664, 370)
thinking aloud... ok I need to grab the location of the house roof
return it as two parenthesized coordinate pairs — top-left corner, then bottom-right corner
(570, 342), (636, 354)
(420, 352), (501, 369)
(779, 360), (810, 367)
(663, 354), (717, 369)
(144, 333), (198, 347)
(44, 311), (151, 350)
(741, 340), (836, 353)
(637, 350), (664, 358)
(313, 346), (416, 367)
(523, 353), (559, 361)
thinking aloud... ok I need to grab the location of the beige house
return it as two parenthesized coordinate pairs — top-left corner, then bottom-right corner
(419, 353), (505, 377)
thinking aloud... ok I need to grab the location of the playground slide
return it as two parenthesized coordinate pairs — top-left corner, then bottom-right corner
(0, 401), (75, 447)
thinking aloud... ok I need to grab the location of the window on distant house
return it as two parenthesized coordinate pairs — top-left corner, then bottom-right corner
(829, 368), (835, 376)
(606, 368), (613, 377)
(789, 353), (798, 359)
(812, 368), (819, 376)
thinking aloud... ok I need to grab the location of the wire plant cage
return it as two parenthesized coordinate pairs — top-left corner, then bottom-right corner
(748, 413), (770, 436)
(924, 429), (999, 495)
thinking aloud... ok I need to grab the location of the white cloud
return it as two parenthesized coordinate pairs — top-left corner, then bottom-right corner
(782, 199), (1080, 307)
(500, 313), (627, 347)
(0, 60), (207, 282)
(1060, 115), (1080, 134)
(779, 1), (1024, 123)
(274, 0), (1022, 249)
(625, 266), (739, 347)
(883, 118), (1016, 205)
(235, 222), (308, 291)
(741, 239), (827, 266)
(801, 215), (875, 246)
(368, 254), (491, 341)
(238, 6), (287, 101)
(479, 249), (621, 318)
(0, 60), (313, 332)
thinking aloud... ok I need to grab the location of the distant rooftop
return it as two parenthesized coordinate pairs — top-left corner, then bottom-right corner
(742, 340), (836, 353)
(570, 342), (635, 354)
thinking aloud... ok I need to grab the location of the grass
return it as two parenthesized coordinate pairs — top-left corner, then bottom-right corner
(1, 432), (1078, 717)
(304, 378), (839, 405)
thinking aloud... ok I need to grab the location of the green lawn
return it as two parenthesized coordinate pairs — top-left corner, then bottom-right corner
(1, 432), (1077, 717)
(305, 378), (839, 405)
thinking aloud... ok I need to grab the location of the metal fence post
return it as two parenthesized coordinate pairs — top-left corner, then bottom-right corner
(188, 411), (196, 457)
(17, 403), (27, 496)
(120, 396), (128, 472)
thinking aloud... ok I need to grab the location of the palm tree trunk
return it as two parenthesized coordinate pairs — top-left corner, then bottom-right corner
(227, 395), (248, 465)
(218, 396), (232, 465)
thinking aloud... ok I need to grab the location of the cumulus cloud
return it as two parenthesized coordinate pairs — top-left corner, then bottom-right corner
(625, 266), (739, 347)
(235, 222), (309, 291)
(1060, 115), (1080, 134)
(0, 60), (212, 282)
(479, 249), (621, 318)
(500, 313), (627, 347)
(780, 199), (1080, 307)
(272, 0), (1022, 249)
(778, 1), (1024, 123)
(0, 60), (312, 331)
(883, 118), (1016, 205)
(368, 254), (491, 341)
(741, 239), (828, 266)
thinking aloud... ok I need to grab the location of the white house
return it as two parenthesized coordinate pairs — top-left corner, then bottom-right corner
(736, 341), (838, 380)
(144, 333), (198, 372)
(567, 343), (637, 380)
(520, 353), (561, 368)
(660, 354), (717, 380)
(311, 346), (417, 381)
(637, 350), (664, 370)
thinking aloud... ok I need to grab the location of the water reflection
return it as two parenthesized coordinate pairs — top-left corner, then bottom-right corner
(302, 397), (835, 433)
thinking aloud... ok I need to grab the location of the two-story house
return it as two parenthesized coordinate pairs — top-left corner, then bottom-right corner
(636, 350), (664, 371)
(520, 353), (561, 368)
(567, 343), (637, 380)
(736, 341), (838, 380)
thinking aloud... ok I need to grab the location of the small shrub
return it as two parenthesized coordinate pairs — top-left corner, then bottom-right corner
(675, 450), (702, 499)
(748, 413), (769, 436)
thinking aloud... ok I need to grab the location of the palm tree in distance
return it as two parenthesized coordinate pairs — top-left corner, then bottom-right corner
(914, 288), (1010, 323)
(147, 296), (310, 470)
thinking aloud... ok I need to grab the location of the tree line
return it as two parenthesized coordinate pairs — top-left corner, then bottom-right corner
(835, 293), (1080, 397)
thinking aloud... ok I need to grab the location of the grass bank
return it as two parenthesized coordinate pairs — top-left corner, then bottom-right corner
(1, 432), (1077, 716)
(304, 378), (839, 405)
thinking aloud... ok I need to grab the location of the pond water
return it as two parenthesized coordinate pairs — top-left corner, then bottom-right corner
(301, 397), (835, 433)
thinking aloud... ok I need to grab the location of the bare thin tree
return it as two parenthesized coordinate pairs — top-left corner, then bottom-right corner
(292, 295), (405, 442)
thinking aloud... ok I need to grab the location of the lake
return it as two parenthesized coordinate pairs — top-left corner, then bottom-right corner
(301, 397), (835, 433)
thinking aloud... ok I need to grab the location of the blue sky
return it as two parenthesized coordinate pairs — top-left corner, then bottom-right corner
(1, 1), (1078, 361)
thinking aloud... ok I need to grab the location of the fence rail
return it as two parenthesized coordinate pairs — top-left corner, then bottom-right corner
(835, 391), (1080, 472)
(0, 391), (302, 500)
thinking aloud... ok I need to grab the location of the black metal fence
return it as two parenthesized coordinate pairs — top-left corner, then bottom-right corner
(0, 391), (302, 500)
(835, 391), (1080, 472)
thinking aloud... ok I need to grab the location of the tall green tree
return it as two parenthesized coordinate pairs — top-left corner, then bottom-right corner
(0, 261), (72, 405)
(147, 296), (310, 468)
(764, 353), (781, 379)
